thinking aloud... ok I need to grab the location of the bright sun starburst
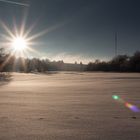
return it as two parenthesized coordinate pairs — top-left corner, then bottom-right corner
(0, 18), (63, 71)
(0, 20), (43, 57)
(12, 37), (28, 52)
(0, 17), (63, 57)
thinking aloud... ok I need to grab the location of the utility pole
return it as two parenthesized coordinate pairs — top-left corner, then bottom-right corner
(115, 32), (118, 57)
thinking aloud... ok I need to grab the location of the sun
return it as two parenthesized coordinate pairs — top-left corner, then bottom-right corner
(0, 20), (53, 57)
(12, 37), (28, 51)
(0, 19), (53, 71)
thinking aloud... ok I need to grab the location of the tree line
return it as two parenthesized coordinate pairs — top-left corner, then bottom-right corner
(87, 51), (140, 72)
(0, 48), (86, 72)
(0, 48), (140, 72)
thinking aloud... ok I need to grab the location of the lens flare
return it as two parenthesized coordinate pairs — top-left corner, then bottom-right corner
(125, 102), (140, 112)
(112, 95), (120, 100)
(112, 95), (140, 113)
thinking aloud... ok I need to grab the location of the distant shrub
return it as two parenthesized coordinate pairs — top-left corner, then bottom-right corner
(0, 72), (12, 81)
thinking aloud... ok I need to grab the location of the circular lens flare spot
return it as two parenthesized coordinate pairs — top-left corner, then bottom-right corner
(112, 95), (120, 100)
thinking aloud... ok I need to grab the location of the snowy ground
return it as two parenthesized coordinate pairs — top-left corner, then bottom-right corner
(0, 72), (140, 140)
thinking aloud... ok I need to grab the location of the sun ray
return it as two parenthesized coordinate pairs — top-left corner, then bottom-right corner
(26, 46), (41, 56)
(26, 22), (65, 42)
(0, 51), (15, 71)
(13, 19), (19, 37)
(0, 33), (12, 41)
(23, 22), (38, 39)
(20, 10), (29, 37)
(0, 21), (15, 38)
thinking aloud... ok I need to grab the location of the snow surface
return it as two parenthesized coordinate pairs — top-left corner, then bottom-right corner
(0, 72), (140, 140)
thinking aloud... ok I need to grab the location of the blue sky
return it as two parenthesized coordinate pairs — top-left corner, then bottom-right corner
(0, 0), (140, 63)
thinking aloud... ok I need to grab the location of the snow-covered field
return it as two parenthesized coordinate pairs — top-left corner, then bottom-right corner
(0, 72), (140, 140)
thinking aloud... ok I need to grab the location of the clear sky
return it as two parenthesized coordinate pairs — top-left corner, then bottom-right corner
(0, 0), (140, 63)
